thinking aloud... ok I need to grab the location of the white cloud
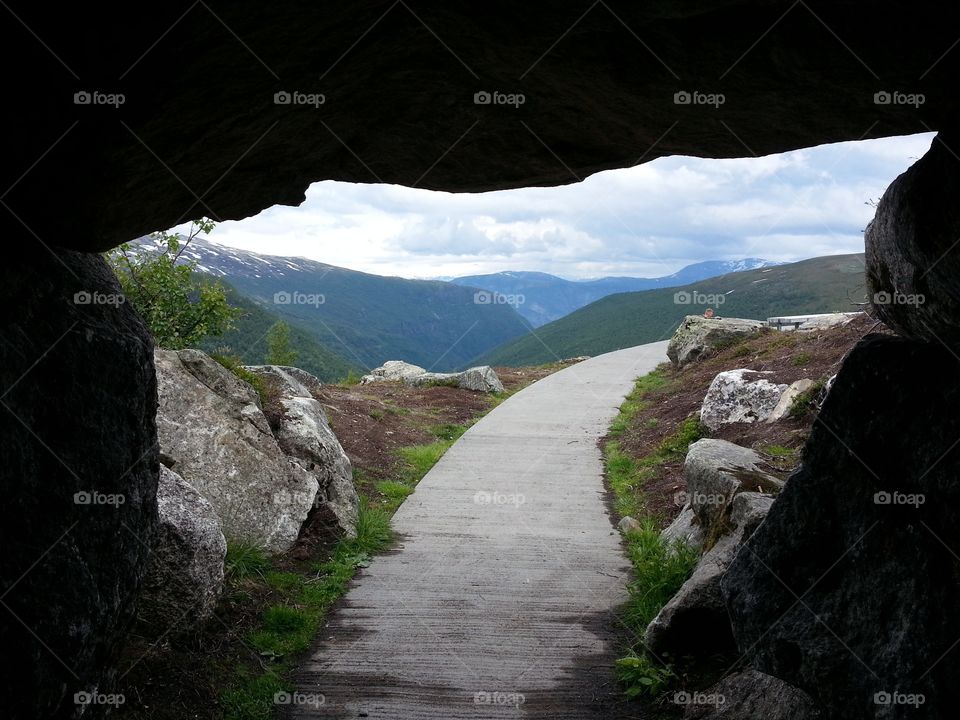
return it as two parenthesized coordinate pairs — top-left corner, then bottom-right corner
(193, 132), (934, 280)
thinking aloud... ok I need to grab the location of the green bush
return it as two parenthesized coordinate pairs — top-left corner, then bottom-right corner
(105, 220), (240, 349)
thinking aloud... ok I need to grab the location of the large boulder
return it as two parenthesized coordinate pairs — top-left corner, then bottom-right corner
(245, 364), (358, 538)
(646, 492), (773, 657)
(682, 669), (822, 719)
(270, 395), (359, 538)
(684, 439), (783, 530)
(139, 466), (226, 629)
(661, 505), (706, 553)
(244, 364), (323, 398)
(0, 249), (158, 719)
(724, 334), (960, 719)
(668, 317), (766, 368)
(362, 360), (504, 393)
(766, 379), (814, 422)
(155, 349), (319, 553)
(866, 133), (960, 346)
(700, 369), (788, 431)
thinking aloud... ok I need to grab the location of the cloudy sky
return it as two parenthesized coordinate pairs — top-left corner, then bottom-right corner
(191, 132), (933, 280)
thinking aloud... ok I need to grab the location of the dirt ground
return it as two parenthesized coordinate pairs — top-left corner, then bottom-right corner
(606, 313), (888, 525)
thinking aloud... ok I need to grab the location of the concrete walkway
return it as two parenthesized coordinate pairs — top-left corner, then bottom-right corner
(291, 342), (670, 719)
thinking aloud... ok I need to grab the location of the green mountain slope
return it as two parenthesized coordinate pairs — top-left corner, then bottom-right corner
(474, 254), (867, 367)
(139, 237), (531, 372)
(198, 284), (358, 382)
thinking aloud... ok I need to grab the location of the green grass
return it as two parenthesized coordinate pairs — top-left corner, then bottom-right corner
(761, 444), (797, 458)
(225, 542), (271, 580)
(222, 499), (393, 719)
(603, 368), (704, 699)
(792, 352), (813, 366)
(375, 480), (414, 503)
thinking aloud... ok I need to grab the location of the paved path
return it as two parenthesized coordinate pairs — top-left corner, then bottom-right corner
(292, 342), (670, 719)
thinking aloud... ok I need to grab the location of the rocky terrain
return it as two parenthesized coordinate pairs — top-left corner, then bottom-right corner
(605, 312), (906, 718)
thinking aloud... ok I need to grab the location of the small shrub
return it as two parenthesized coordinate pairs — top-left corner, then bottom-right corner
(788, 378), (827, 418)
(340, 369), (362, 386)
(615, 654), (675, 698)
(792, 352), (813, 366)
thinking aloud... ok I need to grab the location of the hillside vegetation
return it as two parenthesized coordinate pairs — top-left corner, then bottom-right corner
(475, 254), (866, 367)
(198, 284), (358, 382)
(135, 236), (532, 371)
(452, 259), (776, 327)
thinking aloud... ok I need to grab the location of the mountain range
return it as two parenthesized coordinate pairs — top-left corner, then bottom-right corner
(451, 259), (779, 327)
(475, 254), (867, 367)
(134, 237), (530, 374)
(132, 237), (858, 376)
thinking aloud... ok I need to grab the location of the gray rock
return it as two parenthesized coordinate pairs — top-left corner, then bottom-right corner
(139, 466), (226, 629)
(700, 369), (788, 431)
(767, 378), (814, 422)
(682, 669), (822, 719)
(156, 348), (319, 553)
(668, 316), (766, 368)
(362, 360), (504, 393)
(618, 516), (641, 533)
(0, 249), (158, 719)
(646, 492), (773, 657)
(273, 396), (359, 537)
(685, 439), (782, 531)
(244, 364), (323, 398)
(866, 134), (960, 346)
(661, 505), (706, 553)
(361, 360), (430, 384)
(797, 312), (862, 332)
(426, 365), (504, 393)
(724, 334), (960, 719)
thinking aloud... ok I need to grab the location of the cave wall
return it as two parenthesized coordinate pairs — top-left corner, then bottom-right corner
(0, 250), (158, 719)
(5, 0), (959, 252)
